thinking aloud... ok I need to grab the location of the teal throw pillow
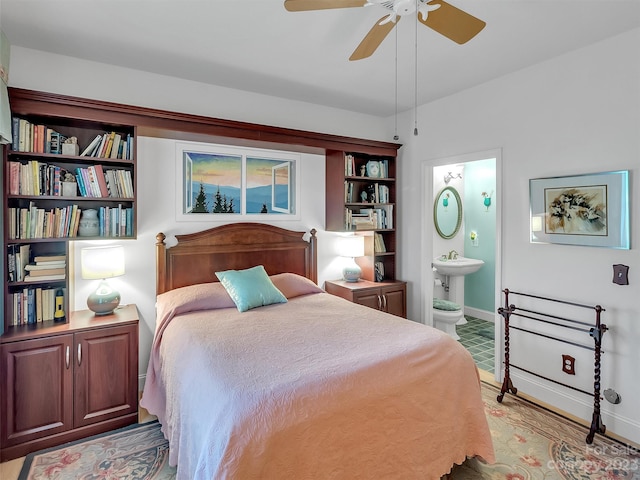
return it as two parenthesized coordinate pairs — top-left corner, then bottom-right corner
(215, 265), (287, 312)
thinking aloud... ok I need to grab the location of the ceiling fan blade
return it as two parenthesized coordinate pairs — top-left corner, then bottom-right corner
(419, 0), (486, 44)
(349, 16), (399, 61)
(284, 0), (368, 12)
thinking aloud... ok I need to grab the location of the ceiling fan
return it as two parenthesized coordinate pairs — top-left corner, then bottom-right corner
(284, 0), (486, 61)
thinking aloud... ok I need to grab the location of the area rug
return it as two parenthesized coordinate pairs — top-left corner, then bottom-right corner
(450, 382), (640, 479)
(19, 384), (640, 480)
(19, 421), (176, 480)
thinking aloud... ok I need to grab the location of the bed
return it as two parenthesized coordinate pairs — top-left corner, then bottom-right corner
(141, 223), (494, 479)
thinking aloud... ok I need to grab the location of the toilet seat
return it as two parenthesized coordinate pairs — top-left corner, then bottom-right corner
(433, 299), (463, 340)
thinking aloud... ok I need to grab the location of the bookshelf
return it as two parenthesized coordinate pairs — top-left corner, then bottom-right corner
(3, 88), (137, 334)
(325, 149), (399, 282)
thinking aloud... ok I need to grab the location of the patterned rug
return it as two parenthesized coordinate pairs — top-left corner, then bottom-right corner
(19, 384), (640, 479)
(19, 421), (176, 480)
(450, 382), (640, 479)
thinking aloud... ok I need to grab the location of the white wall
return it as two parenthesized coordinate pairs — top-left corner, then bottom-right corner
(395, 28), (640, 444)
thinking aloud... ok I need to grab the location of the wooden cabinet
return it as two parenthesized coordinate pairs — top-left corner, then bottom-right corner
(324, 279), (407, 318)
(3, 87), (137, 333)
(325, 148), (400, 282)
(0, 304), (139, 461)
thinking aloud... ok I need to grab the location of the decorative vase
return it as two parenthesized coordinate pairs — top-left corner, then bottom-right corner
(78, 209), (100, 237)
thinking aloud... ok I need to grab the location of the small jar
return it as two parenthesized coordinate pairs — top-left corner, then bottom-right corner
(78, 209), (100, 237)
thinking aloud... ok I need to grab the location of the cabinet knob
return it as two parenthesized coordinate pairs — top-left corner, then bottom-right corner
(382, 294), (387, 311)
(65, 346), (70, 369)
(77, 343), (82, 366)
(377, 295), (382, 310)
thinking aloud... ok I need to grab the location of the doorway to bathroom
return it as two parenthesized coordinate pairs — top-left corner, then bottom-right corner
(422, 149), (502, 378)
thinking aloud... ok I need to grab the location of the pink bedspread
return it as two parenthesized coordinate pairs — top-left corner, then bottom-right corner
(141, 279), (494, 479)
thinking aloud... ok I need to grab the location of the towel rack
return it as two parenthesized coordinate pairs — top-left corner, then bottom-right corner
(497, 288), (607, 444)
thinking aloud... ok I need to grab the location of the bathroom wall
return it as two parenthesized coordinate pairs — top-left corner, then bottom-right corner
(463, 158), (496, 319)
(432, 164), (464, 300)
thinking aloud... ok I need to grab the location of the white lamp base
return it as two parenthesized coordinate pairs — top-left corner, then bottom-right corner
(87, 280), (121, 316)
(342, 258), (362, 283)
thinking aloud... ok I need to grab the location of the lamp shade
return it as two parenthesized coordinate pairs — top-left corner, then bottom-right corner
(81, 245), (125, 279)
(340, 235), (365, 258)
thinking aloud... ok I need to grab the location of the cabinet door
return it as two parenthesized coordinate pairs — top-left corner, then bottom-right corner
(74, 324), (138, 428)
(382, 285), (406, 318)
(0, 335), (74, 448)
(352, 289), (382, 311)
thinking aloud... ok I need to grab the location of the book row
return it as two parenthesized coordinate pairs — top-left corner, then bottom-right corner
(7, 286), (66, 326)
(7, 245), (67, 283)
(345, 205), (393, 231)
(344, 154), (390, 179)
(374, 233), (387, 253)
(7, 203), (134, 240)
(7, 161), (134, 199)
(11, 117), (68, 154)
(11, 117), (133, 160)
(344, 181), (390, 204)
(80, 131), (134, 160)
(74, 165), (134, 198)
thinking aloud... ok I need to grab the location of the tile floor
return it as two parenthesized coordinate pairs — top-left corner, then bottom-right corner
(457, 316), (495, 373)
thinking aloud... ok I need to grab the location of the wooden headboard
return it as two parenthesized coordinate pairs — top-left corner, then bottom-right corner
(156, 223), (317, 295)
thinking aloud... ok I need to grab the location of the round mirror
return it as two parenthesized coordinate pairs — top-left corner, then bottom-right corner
(434, 186), (462, 239)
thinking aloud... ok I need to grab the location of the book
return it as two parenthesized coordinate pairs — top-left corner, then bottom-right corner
(80, 134), (103, 156)
(93, 165), (110, 197)
(23, 273), (66, 282)
(7, 245), (17, 282)
(34, 254), (66, 263)
(25, 262), (66, 270)
(24, 267), (66, 277)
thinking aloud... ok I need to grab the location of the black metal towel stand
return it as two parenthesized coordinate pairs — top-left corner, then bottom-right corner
(497, 288), (607, 444)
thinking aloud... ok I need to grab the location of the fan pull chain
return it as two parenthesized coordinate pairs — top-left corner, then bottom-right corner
(414, 0), (418, 136)
(394, 25), (399, 141)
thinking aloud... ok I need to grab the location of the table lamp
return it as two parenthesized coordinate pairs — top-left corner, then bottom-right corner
(340, 235), (365, 282)
(81, 245), (125, 315)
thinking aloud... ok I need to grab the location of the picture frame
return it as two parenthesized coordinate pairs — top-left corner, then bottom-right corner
(529, 170), (629, 249)
(175, 141), (301, 222)
(366, 160), (380, 178)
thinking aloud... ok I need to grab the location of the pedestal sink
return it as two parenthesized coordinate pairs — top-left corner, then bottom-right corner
(432, 257), (485, 276)
(432, 257), (485, 321)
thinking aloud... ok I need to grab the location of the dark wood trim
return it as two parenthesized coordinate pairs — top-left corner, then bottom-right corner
(156, 224), (317, 295)
(8, 88), (401, 156)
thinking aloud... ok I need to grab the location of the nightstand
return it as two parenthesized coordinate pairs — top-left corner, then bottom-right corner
(324, 279), (407, 318)
(0, 304), (139, 461)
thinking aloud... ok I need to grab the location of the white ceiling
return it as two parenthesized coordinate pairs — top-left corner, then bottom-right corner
(2, 0), (639, 117)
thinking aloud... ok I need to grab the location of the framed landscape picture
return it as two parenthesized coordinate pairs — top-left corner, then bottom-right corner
(176, 141), (300, 221)
(529, 170), (629, 249)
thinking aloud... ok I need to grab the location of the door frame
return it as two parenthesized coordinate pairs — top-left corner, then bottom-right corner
(421, 148), (504, 380)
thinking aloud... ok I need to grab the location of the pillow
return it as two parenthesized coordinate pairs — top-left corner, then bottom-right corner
(270, 273), (324, 299)
(215, 265), (287, 312)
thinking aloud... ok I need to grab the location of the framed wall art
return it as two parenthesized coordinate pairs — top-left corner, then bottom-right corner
(176, 141), (300, 221)
(529, 170), (629, 249)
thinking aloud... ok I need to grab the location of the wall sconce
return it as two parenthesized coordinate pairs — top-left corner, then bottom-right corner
(340, 235), (365, 282)
(481, 190), (493, 211)
(444, 172), (462, 184)
(81, 245), (125, 315)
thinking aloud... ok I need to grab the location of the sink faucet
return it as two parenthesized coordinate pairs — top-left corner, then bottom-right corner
(447, 250), (459, 260)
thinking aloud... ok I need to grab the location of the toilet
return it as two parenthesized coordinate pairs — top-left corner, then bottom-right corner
(433, 298), (464, 340)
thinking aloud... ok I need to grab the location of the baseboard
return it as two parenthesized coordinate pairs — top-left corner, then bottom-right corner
(464, 306), (495, 322)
